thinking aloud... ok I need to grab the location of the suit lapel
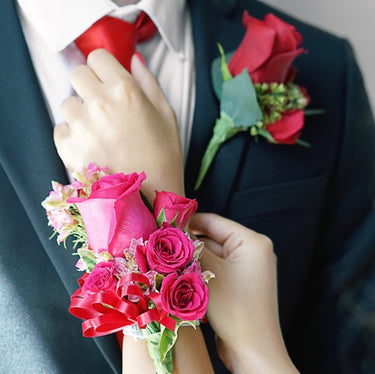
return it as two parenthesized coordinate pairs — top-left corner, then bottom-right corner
(0, 1), (121, 371)
(186, 0), (249, 214)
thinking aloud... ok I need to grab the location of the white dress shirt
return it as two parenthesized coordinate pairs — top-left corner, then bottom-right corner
(16, 0), (196, 161)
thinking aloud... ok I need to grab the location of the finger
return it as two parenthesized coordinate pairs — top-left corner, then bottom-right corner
(87, 49), (133, 84)
(70, 65), (101, 100)
(199, 245), (223, 275)
(190, 213), (250, 246)
(53, 123), (74, 169)
(53, 122), (70, 146)
(130, 54), (174, 118)
(215, 338), (234, 373)
(199, 237), (224, 258)
(61, 96), (82, 124)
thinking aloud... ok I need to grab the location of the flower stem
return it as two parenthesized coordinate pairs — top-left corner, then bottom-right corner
(194, 134), (223, 191)
(304, 108), (326, 116)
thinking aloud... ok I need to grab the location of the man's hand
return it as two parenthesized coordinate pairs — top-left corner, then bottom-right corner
(54, 49), (184, 200)
(190, 213), (299, 374)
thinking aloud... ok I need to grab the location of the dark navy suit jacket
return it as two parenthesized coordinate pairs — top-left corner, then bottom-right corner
(1, 0), (374, 372)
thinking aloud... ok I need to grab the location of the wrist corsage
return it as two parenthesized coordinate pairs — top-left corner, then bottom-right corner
(42, 163), (213, 374)
(195, 12), (315, 190)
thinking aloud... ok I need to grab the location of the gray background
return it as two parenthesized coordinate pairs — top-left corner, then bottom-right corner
(262, 0), (375, 112)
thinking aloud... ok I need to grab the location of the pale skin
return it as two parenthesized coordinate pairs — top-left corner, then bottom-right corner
(54, 49), (298, 373)
(54, 49), (184, 201)
(191, 213), (299, 374)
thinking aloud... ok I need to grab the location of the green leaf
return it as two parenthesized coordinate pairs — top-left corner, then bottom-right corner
(77, 248), (97, 272)
(295, 138), (311, 148)
(146, 332), (174, 374)
(180, 320), (197, 329)
(220, 69), (263, 128)
(257, 128), (276, 143)
(140, 190), (153, 213)
(154, 273), (164, 292)
(304, 109), (326, 116)
(156, 208), (167, 228)
(169, 212), (179, 228)
(159, 326), (178, 363)
(218, 43), (232, 82)
(211, 51), (234, 100)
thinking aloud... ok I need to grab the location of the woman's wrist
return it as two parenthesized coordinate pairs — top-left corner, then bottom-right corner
(122, 326), (214, 374)
(229, 339), (299, 374)
(174, 326), (214, 374)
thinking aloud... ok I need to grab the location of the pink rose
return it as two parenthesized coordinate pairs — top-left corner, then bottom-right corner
(228, 12), (305, 83)
(153, 191), (198, 229)
(266, 109), (304, 144)
(69, 172), (157, 257)
(135, 223), (194, 274)
(160, 272), (208, 321)
(81, 262), (117, 293)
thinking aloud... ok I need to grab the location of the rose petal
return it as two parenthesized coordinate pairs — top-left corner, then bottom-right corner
(264, 13), (301, 54)
(160, 273), (208, 321)
(228, 12), (276, 76)
(109, 191), (157, 257)
(267, 110), (305, 144)
(153, 191), (198, 229)
(253, 48), (305, 83)
(74, 198), (116, 252)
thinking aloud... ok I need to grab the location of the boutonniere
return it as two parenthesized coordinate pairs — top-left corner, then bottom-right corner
(194, 12), (314, 190)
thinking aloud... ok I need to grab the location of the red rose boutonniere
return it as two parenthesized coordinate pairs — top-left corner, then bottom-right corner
(194, 12), (315, 190)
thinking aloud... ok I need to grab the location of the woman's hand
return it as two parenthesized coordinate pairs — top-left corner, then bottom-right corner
(54, 49), (184, 200)
(190, 213), (299, 374)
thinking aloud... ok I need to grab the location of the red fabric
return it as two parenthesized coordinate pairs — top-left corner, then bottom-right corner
(75, 12), (157, 71)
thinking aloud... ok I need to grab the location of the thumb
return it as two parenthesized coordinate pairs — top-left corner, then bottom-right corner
(199, 242), (224, 276)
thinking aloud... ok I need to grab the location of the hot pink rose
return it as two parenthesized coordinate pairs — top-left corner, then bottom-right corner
(135, 223), (194, 274)
(153, 191), (198, 229)
(68, 172), (157, 257)
(266, 109), (304, 144)
(160, 272), (208, 321)
(81, 261), (117, 293)
(228, 12), (305, 83)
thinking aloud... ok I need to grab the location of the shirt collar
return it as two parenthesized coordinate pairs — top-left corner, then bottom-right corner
(17, 0), (187, 56)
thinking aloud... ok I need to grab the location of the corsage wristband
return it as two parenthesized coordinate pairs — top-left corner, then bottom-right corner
(42, 163), (214, 374)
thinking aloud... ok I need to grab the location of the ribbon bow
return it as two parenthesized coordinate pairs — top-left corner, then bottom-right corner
(69, 273), (176, 337)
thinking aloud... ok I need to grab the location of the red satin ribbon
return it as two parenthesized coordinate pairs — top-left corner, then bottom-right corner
(69, 273), (176, 337)
(75, 13), (157, 71)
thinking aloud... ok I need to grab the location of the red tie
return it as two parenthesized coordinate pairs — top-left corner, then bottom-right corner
(75, 12), (157, 71)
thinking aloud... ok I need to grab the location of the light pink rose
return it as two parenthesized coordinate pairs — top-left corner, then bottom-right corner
(160, 272), (209, 321)
(68, 172), (157, 257)
(135, 223), (194, 274)
(81, 262), (117, 293)
(153, 191), (198, 229)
